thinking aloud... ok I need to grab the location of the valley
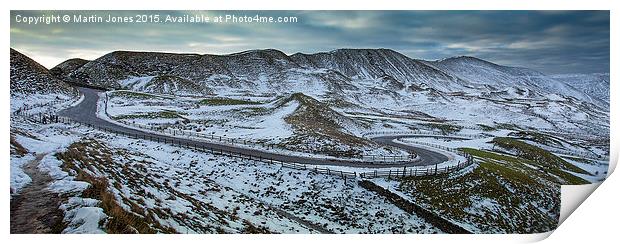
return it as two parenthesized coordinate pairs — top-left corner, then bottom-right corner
(10, 47), (610, 234)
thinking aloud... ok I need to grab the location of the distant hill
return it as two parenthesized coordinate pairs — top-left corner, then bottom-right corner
(50, 58), (89, 81)
(64, 49), (602, 106)
(23, 47), (609, 136)
(550, 73), (610, 108)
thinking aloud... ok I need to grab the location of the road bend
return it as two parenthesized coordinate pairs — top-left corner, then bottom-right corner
(59, 87), (448, 168)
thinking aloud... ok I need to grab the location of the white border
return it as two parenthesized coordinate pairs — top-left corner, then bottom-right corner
(3, 1), (617, 243)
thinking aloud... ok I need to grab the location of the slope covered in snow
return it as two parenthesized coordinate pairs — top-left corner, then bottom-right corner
(550, 73), (610, 108)
(61, 48), (609, 138)
(426, 56), (599, 106)
(50, 58), (89, 81)
(66, 49), (603, 109)
(10, 48), (75, 95)
(10, 48), (610, 234)
(10, 48), (77, 111)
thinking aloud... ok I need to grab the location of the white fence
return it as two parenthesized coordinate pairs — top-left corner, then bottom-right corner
(363, 130), (487, 139)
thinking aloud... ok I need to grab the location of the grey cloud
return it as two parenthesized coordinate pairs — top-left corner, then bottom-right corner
(10, 10), (609, 74)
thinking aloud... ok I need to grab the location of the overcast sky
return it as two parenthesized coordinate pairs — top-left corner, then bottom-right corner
(10, 10), (609, 74)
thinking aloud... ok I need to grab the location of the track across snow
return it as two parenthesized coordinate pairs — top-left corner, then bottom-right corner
(10, 153), (64, 233)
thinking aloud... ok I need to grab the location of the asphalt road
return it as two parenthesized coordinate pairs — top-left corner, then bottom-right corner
(370, 136), (449, 166)
(59, 87), (448, 168)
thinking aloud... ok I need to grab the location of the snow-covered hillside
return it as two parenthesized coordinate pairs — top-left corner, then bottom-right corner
(59, 49), (598, 104)
(10, 48), (77, 112)
(105, 90), (404, 158)
(426, 56), (602, 107)
(550, 73), (610, 108)
(11, 48), (610, 234)
(52, 48), (609, 137)
(50, 58), (89, 81)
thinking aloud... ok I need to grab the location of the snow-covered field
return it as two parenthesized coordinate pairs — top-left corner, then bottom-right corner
(105, 90), (410, 158)
(10, 92), (81, 114)
(10, 84), (610, 234)
(10, 46), (611, 234)
(9, 152), (34, 195)
(11, 107), (608, 233)
(106, 91), (295, 142)
(10, 117), (442, 233)
(397, 135), (608, 183)
(10, 118), (105, 233)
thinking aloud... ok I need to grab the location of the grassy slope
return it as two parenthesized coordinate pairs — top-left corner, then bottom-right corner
(56, 139), (271, 233)
(492, 137), (590, 177)
(421, 123), (462, 134)
(399, 148), (564, 233)
(279, 93), (371, 157)
(113, 110), (186, 120)
(111, 90), (171, 100)
(56, 139), (177, 233)
(508, 131), (566, 147)
(198, 98), (261, 106)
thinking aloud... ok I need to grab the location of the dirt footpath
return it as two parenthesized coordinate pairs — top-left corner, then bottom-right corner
(10, 153), (65, 234)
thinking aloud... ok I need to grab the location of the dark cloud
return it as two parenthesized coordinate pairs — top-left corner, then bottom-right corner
(10, 10), (609, 74)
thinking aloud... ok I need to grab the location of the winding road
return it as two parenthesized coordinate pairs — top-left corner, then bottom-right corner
(59, 87), (448, 168)
(370, 136), (450, 165)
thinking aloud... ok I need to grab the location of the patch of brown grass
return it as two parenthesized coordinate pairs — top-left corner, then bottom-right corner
(56, 141), (177, 234)
(242, 220), (272, 234)
(10, 134), (28, 157)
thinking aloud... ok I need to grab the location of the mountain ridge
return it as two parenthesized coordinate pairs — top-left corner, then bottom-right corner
(57, 47), (605, 109)
(11, 47), (610, 136)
